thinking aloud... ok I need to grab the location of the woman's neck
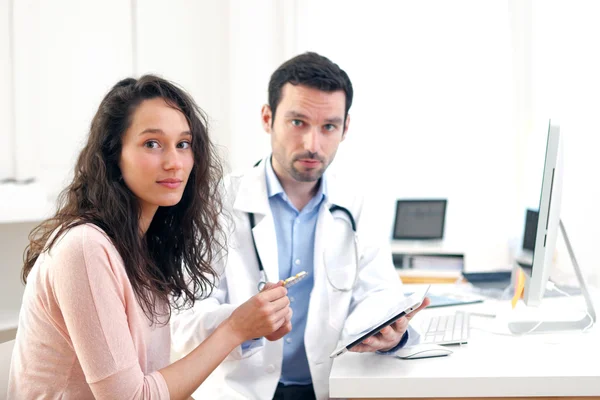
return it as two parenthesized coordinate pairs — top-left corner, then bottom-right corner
(139, 203), (158, 235)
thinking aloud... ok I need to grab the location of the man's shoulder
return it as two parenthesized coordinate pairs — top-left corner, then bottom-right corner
(221, 163), (265, 209)
(223, 166), (253, 194)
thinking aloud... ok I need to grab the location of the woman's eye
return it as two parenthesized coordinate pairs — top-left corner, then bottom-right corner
(178, 141), (191, 149)
(291, 119), (303, 127)
(144, 140), (159, 149)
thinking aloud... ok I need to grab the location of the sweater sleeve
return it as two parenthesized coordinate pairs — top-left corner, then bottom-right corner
(50, 226), (170, 399)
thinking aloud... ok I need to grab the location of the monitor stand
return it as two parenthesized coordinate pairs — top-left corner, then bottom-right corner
(508, 221), (597, 334)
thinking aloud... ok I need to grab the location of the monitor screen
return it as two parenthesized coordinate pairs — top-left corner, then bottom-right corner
(522, 209), (539, 252)
(393, 199), (447, 240)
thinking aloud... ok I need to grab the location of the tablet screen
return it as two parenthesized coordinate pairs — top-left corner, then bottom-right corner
(330, 285), (430, 358)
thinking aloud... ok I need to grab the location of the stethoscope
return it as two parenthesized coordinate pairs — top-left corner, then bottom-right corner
(248, 160), (360, 292)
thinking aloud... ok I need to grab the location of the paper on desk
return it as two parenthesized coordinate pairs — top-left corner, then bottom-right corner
(511, 268), (525, 309)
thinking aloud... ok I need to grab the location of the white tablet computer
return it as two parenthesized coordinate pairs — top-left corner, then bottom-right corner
(329, 285), (430, 358)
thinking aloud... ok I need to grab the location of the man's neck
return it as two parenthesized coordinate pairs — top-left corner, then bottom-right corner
(281, 178), (320, 212)
(271, 160), (320, 212)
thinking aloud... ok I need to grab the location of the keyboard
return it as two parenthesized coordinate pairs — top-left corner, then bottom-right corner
(421, 311), (470, 345)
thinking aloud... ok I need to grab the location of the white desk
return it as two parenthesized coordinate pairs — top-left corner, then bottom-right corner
(330, 287), (600, 399)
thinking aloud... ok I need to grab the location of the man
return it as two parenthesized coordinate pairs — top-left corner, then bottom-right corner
(171, 52), (429, 400)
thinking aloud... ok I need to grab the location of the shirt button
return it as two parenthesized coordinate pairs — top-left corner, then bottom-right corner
(295, 259), (301, 265)
(266, 364), (275, 373)
(285, 337), (292, 344)
(290, 296), (295, 302)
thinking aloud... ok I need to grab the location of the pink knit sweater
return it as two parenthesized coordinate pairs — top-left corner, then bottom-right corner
(8, 224), (171, 399)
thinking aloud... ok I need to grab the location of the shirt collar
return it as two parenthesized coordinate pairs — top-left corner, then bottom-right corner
(265, 156), (285, 198)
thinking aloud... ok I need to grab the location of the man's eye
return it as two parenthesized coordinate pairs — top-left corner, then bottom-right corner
(291, 120), (303, 127)
(324, 124), (336, 132)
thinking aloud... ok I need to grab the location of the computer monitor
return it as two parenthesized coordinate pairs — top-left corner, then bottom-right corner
(520, 121), (563, 307)
(392, 199), (447, 240)
(509, 120), (596, 334)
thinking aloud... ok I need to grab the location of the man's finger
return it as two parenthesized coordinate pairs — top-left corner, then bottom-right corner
(390, 318), (408, 332)
(407, 297), (431, 319)
(361, 335), (390, 349)
(379, 326), (392, 335)
(349, 343), (378, 353)
(377, 326), (399, 341)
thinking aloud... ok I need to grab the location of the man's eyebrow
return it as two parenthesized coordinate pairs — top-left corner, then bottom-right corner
(324, 117), (344, 125)
(284, 111), (309, 120)
(284, 111), (343, 125)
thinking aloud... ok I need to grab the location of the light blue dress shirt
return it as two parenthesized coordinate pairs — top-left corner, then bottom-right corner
(265, 157), (325, 386)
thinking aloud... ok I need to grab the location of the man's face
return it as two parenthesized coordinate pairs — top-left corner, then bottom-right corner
(262, 83), (349, 183)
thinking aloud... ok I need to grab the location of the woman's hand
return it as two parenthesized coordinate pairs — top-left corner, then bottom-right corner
(261, 282), (293, 341)
(225, 282), (291, 343)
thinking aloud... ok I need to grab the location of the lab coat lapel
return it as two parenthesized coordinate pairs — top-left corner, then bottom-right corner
(306, 202), (335, 361)
(313, 171), (355, 292)
(232, 158), (280, 284)
(253, 213), (280, 283)
(313, 201), (334, 291)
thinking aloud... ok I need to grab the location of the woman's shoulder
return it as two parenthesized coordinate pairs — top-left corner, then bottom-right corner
(48, 223), (118, 265)
(42, 223), (129, 290)
(53, 223), (114, 249)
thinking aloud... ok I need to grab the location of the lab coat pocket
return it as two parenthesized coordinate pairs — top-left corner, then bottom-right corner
(326, 263), (354, 330)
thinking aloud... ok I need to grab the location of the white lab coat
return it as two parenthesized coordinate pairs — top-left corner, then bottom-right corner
(171, 158), (416, 400)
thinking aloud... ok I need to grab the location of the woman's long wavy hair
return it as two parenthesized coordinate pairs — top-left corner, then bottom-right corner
(22, 75), (225, 323)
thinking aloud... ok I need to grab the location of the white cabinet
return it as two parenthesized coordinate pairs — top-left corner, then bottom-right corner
(0, 222), (39, 337)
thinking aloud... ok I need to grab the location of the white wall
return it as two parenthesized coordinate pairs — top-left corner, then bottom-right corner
(18, 0), (134, 198)
(0, 0), (13, 180)
(529, 0), (600, 286)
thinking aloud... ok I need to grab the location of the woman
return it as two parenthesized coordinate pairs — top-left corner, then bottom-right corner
(8, 75), (291, 399)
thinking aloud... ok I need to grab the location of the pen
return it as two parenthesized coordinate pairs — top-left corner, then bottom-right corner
(283, 271), (308, 287)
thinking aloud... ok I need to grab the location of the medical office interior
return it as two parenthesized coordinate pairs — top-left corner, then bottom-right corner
(1, 0), (600, 399)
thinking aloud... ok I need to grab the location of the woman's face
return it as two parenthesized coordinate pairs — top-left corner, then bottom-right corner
(119, 97), (194, 225)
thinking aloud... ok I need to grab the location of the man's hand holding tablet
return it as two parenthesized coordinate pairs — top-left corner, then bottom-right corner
(351, 295), (430, 353)
(330, 285), (432, 358)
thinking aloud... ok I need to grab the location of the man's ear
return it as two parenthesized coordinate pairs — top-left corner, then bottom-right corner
(341, 114), (351, 141)
(261, 104), (273, 134)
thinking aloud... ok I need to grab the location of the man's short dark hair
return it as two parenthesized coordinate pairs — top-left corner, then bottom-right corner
(268, 52), (353, 124)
